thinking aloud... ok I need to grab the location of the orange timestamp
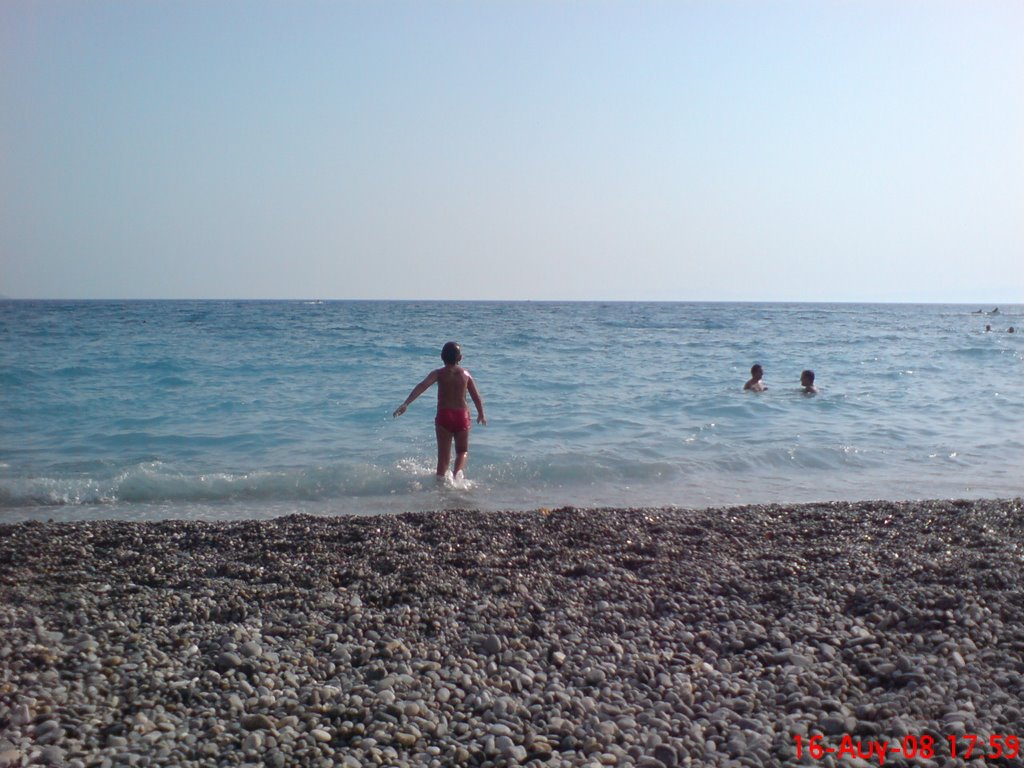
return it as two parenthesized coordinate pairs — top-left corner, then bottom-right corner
(793, 733), (1021, 764)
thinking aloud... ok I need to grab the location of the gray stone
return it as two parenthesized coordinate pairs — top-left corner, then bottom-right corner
(820, 716), (848, 736)
(653, 743), (678, 767)
(40, 745), (66, 766)
(216, 652), (243, 670)
(479, 634), (502, 655)
(239, 641), (263, 659)
(241, 714), (276, 731)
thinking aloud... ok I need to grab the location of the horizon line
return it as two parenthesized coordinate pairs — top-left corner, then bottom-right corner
(1, 296), (1019, 307)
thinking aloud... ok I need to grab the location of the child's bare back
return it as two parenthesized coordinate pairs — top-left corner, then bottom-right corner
(434, 364), (472, 410)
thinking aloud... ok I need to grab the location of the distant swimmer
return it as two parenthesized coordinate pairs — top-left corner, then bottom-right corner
(744, 363), (767, 392)
(1010, 327), (1016, 334)
(800, 369), (818, 395)
(986, 324), (992, 332)
(394, 341), (486, 479)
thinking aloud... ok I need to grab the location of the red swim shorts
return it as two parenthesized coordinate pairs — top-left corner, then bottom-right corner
(435, 407), (471, 434)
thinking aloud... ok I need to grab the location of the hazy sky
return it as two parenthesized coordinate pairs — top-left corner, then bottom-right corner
(2, 1), (1021, 302)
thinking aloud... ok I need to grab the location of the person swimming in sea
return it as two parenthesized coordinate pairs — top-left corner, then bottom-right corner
(394, 341), (486, 479)
(800, 369), (818, 395)
(744, 363), (767, 392)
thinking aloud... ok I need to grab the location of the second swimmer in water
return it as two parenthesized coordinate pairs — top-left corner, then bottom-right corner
(394, 341), (486, 478)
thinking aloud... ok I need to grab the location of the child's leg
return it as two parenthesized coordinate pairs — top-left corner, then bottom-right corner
(435, 424), (453, 476)
(452, 430), (470, 476)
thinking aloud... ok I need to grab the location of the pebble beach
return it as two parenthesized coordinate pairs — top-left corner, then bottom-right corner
(2, 499), (1023, 768)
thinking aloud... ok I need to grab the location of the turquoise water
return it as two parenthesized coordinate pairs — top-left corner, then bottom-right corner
(1, 300), (1021, 521)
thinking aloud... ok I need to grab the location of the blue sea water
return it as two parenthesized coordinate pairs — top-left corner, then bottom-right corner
(1, 300), (1021, 522)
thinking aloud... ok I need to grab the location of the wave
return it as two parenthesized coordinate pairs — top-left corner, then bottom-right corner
(0, 439), (888, 511)
(54, 365), (99, 379)
(3, 444), (1020, 522)
(0, 461), (417, 509)
(0, 368), (45, 387)
(950, 345), (1013, 360)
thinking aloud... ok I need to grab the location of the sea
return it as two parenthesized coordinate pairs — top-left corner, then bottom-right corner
(1, 300), (1021, 523)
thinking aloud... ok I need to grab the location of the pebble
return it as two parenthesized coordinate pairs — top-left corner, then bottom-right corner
(479, 634), (502, 655)
(243, 638), (263, 654)
(241, 714), (276, 731)
(40, 745), (66, 765)
(0, 500), (1021, 767)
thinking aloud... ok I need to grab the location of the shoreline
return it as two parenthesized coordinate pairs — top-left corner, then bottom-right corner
(2, 498), (1023, 766)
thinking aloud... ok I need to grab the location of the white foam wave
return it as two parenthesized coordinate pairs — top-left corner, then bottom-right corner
(0, 459), (441, 509)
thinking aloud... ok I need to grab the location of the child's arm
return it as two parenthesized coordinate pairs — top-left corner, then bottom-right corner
(467, 376), (486, 425)
(393, 370), (439, 418)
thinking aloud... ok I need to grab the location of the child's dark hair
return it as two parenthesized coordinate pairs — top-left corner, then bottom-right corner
(751, 363), (763, 377)
(441, 341), (462, 365)
(802, 369), (815, 383)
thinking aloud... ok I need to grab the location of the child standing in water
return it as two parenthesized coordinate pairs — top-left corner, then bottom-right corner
(394, 341), (486, 479)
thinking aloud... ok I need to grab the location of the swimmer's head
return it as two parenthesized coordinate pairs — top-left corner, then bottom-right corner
(441, 341), (462, 365)
(801, 369), (815, 386)
(750, 363), (763, 379)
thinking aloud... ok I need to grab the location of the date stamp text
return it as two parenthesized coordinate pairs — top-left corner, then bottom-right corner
(793, 733), (1021, 764)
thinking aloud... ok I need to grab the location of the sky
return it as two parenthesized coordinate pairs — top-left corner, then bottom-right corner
(1, 1), (1022, 302)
